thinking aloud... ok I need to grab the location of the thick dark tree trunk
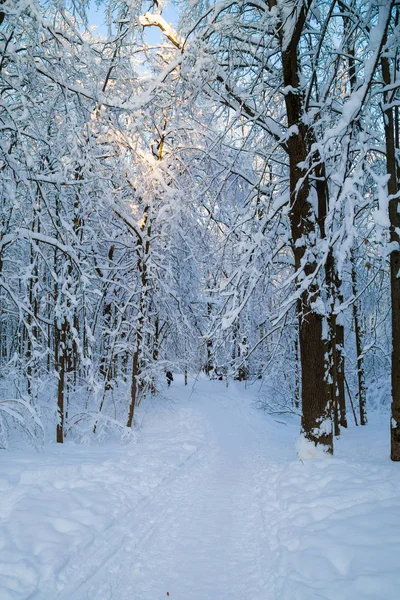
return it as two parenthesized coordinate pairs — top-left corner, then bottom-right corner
(326, 257), (347, 434)
(314, 141), (346, 434)
(294, 332), (300, 409)
(382, 49), (400, 460)
(282, 41), (333, 451)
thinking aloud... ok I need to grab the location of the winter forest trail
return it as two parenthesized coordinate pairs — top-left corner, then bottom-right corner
(112, 389), (279, 600)
(54, 381), (283, 600)
(2, 379), (400, 600)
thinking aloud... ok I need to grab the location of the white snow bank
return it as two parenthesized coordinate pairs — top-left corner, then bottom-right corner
(266, 418), (400, 599)
(295, 433), (332, 460)
(0, 379), (399, 599)
(0, 389), (206, 599)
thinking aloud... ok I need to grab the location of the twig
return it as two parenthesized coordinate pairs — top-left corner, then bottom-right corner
(344, 375), (358, 426)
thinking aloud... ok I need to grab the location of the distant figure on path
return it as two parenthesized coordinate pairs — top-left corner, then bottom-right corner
(166, 371), (173, 387)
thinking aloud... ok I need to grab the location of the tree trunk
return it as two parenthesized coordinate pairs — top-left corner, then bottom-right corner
(382, 47), (400, 460)
(127, 210), (152, 427)
(350, 248), (367, 425)
(282, 41), (333, 451)
(127, 346), (140, 428)
(56, 320), (67, 444)
(294, 332), (300, 409)
(314, 136), (346, 434)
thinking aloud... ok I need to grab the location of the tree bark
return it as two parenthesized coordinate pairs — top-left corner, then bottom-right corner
(56, 319), (67, 444)
(350, 248), (367, 425)
(282, 40), (333, 450)
(382, 46), (400, 460)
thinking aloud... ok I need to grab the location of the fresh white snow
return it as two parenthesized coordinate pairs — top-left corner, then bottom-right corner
(1, 377), (400, 599)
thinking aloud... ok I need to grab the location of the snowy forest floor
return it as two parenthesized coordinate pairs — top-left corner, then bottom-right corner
(1, 378), (400, 600)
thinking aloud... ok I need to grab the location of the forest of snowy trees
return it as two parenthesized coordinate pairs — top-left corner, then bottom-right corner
(0, 0), (399, 458)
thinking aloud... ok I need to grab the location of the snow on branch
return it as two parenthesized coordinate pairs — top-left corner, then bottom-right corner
(139, 12), (183, 49)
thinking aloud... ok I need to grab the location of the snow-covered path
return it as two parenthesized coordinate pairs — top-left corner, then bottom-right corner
(54, 383), (280, 600)
(107, 390), (275, 600)
(2, 378), (400, 600)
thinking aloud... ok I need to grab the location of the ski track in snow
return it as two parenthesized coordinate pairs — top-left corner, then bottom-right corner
(1, 378), (400, 599)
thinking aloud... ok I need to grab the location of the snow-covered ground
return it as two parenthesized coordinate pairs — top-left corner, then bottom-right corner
(1, 377), (400, 600)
